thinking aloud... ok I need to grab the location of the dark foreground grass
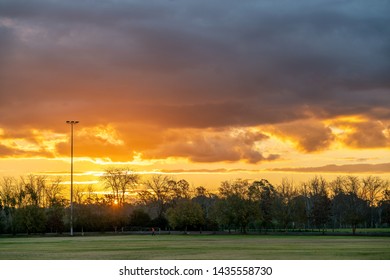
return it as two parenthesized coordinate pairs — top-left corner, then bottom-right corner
(0, 234), (389, 260)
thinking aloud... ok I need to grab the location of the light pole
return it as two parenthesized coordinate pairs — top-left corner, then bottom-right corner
(66, 120), (79, 236)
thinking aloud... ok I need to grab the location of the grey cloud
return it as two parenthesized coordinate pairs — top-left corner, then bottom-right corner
(1, 0), (389, 101)
(1, 0), (390, 160)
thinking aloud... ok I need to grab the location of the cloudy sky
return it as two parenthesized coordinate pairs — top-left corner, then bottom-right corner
(1, 0), (389, 188)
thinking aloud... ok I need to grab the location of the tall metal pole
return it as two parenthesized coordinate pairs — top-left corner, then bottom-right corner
(66, 120), (79, 236)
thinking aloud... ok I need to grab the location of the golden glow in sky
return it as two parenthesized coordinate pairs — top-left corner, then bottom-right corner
(1, 0), (390, 190)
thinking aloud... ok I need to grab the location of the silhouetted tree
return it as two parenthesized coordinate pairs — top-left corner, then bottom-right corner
(330, 176), (348, 230)
(138, 176), (190, 222)
(344, 176), (369, 234)
(101, 167), (139, 206)
(330, 176), (368, 234)
(0, 198), (5, 233)
(129, 209), (151, 229)
(218, 179), (257, 233)
(18, 205), (46, 234)
(166, 199), (204, 233)
(192, 186), (218, 231)
(46, 197), (66, 234)
(307, 176), (331, 233)
(0, 177), (19, 233)
(274, 178), (298, 230)
(2, 173), (390, 235)
(362, 176), (388, 228)
(249, 179), (277, 231)
(380, 189), (390, 226)
(290, 194), (308, 230)
(170, 179), (191, 202)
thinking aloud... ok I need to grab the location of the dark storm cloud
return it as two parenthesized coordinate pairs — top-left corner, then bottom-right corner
(1, 0), (389, 111)
(1, 0), (390, 160)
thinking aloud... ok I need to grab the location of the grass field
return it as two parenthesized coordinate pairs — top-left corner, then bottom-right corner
(0, 234), (389, 260)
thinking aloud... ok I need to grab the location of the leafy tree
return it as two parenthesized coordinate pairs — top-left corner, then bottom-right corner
(306, 176), (331, 233)
(380, 189), (390, 226)
(218, 179), (257, 233)
(46, 197), (66, 234)
(0, 198), (5, 233)
(330, 176), (349, 230)
(274, 178), (298, 230)
(150, 216), (169, 230)
(344, 176), (369, 234)
(330, 176), (368, 234)
(248, 179), (277, 231)
(18, 205), (47, 234)
(290, 195), (308, 230)
(106, 203), (128, 232)
(74, 203), (101, 232)
(192, 186), (218, 231)
(214, 197), (234, 233)
(166, 199), (204, 233)
(344, 193), (368, 235)
(129, 209), (151, 229)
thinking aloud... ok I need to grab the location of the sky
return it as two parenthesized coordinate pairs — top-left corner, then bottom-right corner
(0, 0), (390, 190)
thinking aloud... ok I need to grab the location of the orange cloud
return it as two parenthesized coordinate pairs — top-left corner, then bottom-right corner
(325, 117), (390, 149)
(0, 127), (62, 158)
(342, 121), (389, 149)
(144, 127), (279, 163)
(270, 119), (335, 153)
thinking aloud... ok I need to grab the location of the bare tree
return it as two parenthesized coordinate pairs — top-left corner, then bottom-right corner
(138, 175), (174, 219)
(362, 176), (389, 228)
(0, 177), (19, 208)
(101, 167), (140, 206)
(45, 177), (64, 207)
(74, 185), (86, 205)
(21, 175), (47, 207)
(171, 179), (191, 201)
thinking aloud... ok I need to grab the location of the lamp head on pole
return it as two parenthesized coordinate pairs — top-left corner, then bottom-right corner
(66, 120), (79, 124)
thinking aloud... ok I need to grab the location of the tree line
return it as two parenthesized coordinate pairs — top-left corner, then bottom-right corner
(1, 168), (390, 235)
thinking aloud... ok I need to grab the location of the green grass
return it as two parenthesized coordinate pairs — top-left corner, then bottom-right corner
(0, 234), (389, 260)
